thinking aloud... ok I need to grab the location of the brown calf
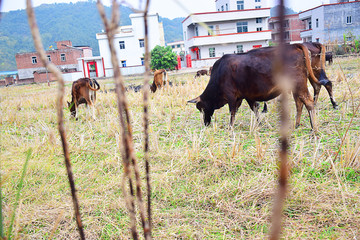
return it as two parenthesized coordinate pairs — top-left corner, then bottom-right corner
(67, 78), (100, 120)
(150, 69), (167, 93)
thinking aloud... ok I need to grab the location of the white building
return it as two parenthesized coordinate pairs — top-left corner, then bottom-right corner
(299, 0), (360, 44)
(96, 13), (165, 76)
(183, 0), (271, 68)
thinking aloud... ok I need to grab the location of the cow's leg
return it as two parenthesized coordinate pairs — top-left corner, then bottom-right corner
(246, 99), (260, 120)
(293, 96), (304, 128)
(228, 99), (243, 128)
(309, 81), (321, 106)
(295, 92), (315, 129)
(262, 102), (268, 113)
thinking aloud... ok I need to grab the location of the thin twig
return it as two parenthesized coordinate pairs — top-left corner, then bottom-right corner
(97, 1), (151, 239)
(269, 0), (291, 239)
(142, 0), (152, 238)
(26, 1), (85, 239)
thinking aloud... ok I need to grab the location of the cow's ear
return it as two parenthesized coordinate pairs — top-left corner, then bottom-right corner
(187, 96), (200, 104)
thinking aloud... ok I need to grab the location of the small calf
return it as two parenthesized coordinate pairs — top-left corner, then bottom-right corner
(67, 78), (100, 120)
(150, 69), (167, 93)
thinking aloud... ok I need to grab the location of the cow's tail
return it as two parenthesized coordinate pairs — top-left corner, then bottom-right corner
(299, 44), (329, 87)
(88, 79), (100, 91)
(318, 44), (332, 86)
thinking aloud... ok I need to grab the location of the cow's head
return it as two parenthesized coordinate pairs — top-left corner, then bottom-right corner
(188, 97), (214, 126)
(67, 101), (76, 117)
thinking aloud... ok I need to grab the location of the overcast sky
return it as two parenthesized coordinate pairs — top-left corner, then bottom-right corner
(1, 0), (330, 19)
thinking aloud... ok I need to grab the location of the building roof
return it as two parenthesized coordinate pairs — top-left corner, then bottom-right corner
(300, 1), (359, 14)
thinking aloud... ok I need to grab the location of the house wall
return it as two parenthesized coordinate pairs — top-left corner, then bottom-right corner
(15, 42), (87, 80)
(97, 13), (165, 76)
(300, 1), (360, 43)
(183, 7), (271, 63)
(216, 0), (268, 11)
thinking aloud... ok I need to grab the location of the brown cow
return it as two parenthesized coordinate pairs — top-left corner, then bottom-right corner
(194, 69), (208, 79)
(150, 69), (167, 93)
(188, 44), (328, 129)
(261, 42), (338, 112)
(67, 78), (100, 120)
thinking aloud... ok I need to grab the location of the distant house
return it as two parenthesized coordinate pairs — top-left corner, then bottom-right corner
(167, 41), (185, 55)
(269, 14), (305, 44)
(15, 40), (99, 83)
(299, 0), (360, 44)
(96, 13), (165, 76)
(182, 0), (271, 68)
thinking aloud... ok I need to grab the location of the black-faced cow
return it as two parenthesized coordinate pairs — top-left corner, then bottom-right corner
(67, 78), (100, 120)
(150, 69), (167, 93)
(188, 44), (329, 129)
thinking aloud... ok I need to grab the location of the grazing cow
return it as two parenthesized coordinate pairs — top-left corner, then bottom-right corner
(325, 51), (333, 65)
(67, 78), (100, 120)
(261, 42), (338, 112)
(188, 44), (329, 129)
(194, 69), (208, 79)
(150, 69), (167, 93)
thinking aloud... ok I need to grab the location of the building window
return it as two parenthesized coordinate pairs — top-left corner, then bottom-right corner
(237, 22), (248, 33)
(121, 60), (126, 67)
(139, 39), (144, 48)
(209, 48), (215, 58)
(221, 5), (224, 11)
(195, 26), (199, 36)
(255, 6), (261, 9)
(316, 18), (319, 28)
(256, 18), (262, 23)
(308, 21), (312, 29)
(284, 20), (289, 28)
(255, 0), (261, 2)
(237, 1), (244, 10)
(31, 56), (37, 64)
(285, 31), (290, 40)
(257, 27), (262, 31)
(208, 25), (214, 35)
(346, 16), (352, 24)
(316, 38), (320, 42)
(226, 4), (228, 11)
(47, 55), (51, 62)
(141, 58), (144, 66)
(60, 53), (66, 62)
(119, 41), (125, 49)
(236, 45), (243, 53)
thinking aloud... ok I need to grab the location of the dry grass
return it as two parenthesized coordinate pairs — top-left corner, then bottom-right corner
(1, 56), (360, 239)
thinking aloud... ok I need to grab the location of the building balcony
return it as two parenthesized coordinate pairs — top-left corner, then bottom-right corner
(186, 30), (272, 48)
(300, 29), (313, 38)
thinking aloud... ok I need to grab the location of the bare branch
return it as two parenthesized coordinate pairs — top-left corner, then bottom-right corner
(26, 0), (85, 239)
(142, 0), (152, 238)
(269, 0), (291, 239)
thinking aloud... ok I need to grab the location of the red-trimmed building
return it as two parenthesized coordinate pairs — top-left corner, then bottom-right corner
(269, 14), (305, 44)
(15, 40), (105, 83)
(182, 0), (271, 68)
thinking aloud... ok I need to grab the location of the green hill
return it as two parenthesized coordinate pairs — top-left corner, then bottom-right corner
(0, 1), (184, 71)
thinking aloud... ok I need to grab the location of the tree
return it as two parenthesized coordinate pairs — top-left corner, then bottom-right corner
(150, 45), (178, 70)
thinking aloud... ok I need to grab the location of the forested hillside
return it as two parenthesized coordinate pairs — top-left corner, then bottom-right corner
(0, 1), (184, 71)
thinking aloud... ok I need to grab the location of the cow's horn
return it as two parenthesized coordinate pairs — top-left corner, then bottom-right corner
(187, 96), (201, 104)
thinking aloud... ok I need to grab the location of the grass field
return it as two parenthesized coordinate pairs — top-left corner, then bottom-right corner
(1, 56), (360, 239)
